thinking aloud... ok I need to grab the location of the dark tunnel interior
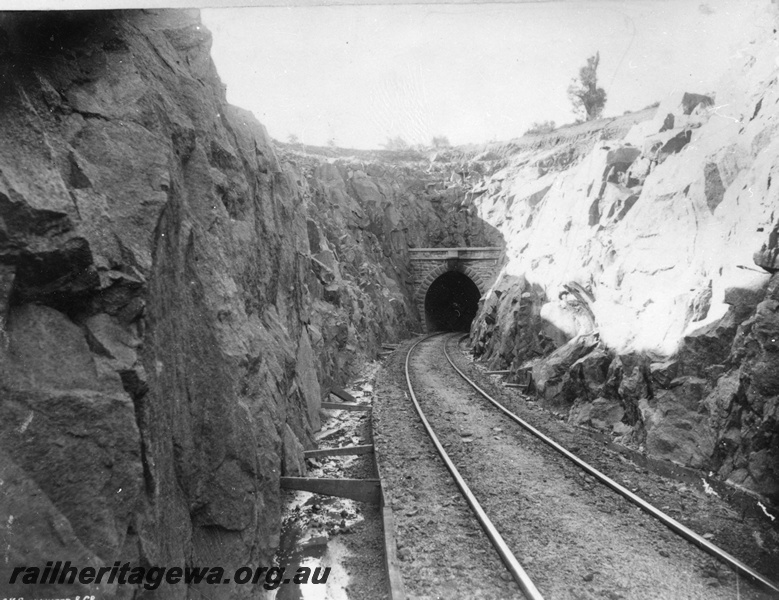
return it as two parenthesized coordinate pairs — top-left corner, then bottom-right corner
(424, 271), (481, 332)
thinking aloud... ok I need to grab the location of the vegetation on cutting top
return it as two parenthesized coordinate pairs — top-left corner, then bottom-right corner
(524, 120), (557, 135)
(567, 51), (607, 122)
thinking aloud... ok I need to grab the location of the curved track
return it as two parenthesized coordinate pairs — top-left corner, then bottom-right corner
(402, 332), (779, 599)
(405, 333), (543, 600)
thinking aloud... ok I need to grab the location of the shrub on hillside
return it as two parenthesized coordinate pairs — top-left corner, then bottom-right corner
(524, 120), (557, 135)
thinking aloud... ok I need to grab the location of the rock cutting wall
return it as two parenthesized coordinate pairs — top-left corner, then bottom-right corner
(0, 10), (498, 599)
(5, 6), (777, 598)
(469, 3), (779, 502)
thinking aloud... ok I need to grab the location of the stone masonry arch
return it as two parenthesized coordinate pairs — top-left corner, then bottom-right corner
(415, 263), (486, 319)
(408, 247), (501, 331)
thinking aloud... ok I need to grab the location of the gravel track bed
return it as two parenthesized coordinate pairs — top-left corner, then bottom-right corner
(374, 334), (775, 600)
(374, 344), (522, 599)
(447, 335), (779, 594)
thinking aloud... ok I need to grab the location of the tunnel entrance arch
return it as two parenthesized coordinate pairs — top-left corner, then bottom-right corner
(409, 247), (501, 332)
(424, 270), (482, 331)
(416, 262), (487, 332)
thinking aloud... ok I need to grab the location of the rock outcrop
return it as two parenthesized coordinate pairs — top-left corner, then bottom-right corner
(0, 10), (496, 599)
(469, 2), (779, 502)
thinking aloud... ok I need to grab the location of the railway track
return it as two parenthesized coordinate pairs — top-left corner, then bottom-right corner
(384, 332), (779, 599)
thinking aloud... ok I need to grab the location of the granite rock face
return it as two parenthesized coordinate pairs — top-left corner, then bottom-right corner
(0, 11), (309, 598)
(469, 2), (779, 501)
(0, 10), (497, 599)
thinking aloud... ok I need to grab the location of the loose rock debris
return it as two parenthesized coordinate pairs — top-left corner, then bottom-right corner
(276, 363), (388, 600)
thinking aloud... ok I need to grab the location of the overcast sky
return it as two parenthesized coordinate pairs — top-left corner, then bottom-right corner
(199, 0), (759, 149)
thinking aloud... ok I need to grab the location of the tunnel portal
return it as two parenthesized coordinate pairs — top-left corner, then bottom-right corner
(424, 271), (481, 332)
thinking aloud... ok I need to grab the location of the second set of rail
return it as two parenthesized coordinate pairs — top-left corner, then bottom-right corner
(402, 332), (779, 600)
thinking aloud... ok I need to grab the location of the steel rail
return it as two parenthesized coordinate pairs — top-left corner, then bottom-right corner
(404, 334), (544, 600)
(444, 334), (779, 595)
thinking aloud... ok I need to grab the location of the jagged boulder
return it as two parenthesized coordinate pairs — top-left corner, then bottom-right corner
(569, 397), (625, 432)
(649, 359), (679, 389)
(738, 274), (779, 397)
(677, 309), (740, 378)
(471, 276), (560, 368)
(754, 222), (779, 273)
(530, 334), (600, 405)
(561, 343), (613, 402)
(605, 146), (641, 178)
(641, 377), (716, 468)
(610, 354), (653, 426)
(681, 92), (714, 115)
(625, 155), (653, 187)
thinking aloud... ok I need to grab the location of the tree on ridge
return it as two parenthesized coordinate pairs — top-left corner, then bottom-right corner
(382, 136), (410, 151)
(567, 51), (607, 121)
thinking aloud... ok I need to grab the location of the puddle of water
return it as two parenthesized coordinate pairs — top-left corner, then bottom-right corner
(273, 362), (382, 600)
(272, 499), (352, 600)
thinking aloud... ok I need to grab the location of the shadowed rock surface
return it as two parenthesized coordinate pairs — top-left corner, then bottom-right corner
(0, 10), (497, 599)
